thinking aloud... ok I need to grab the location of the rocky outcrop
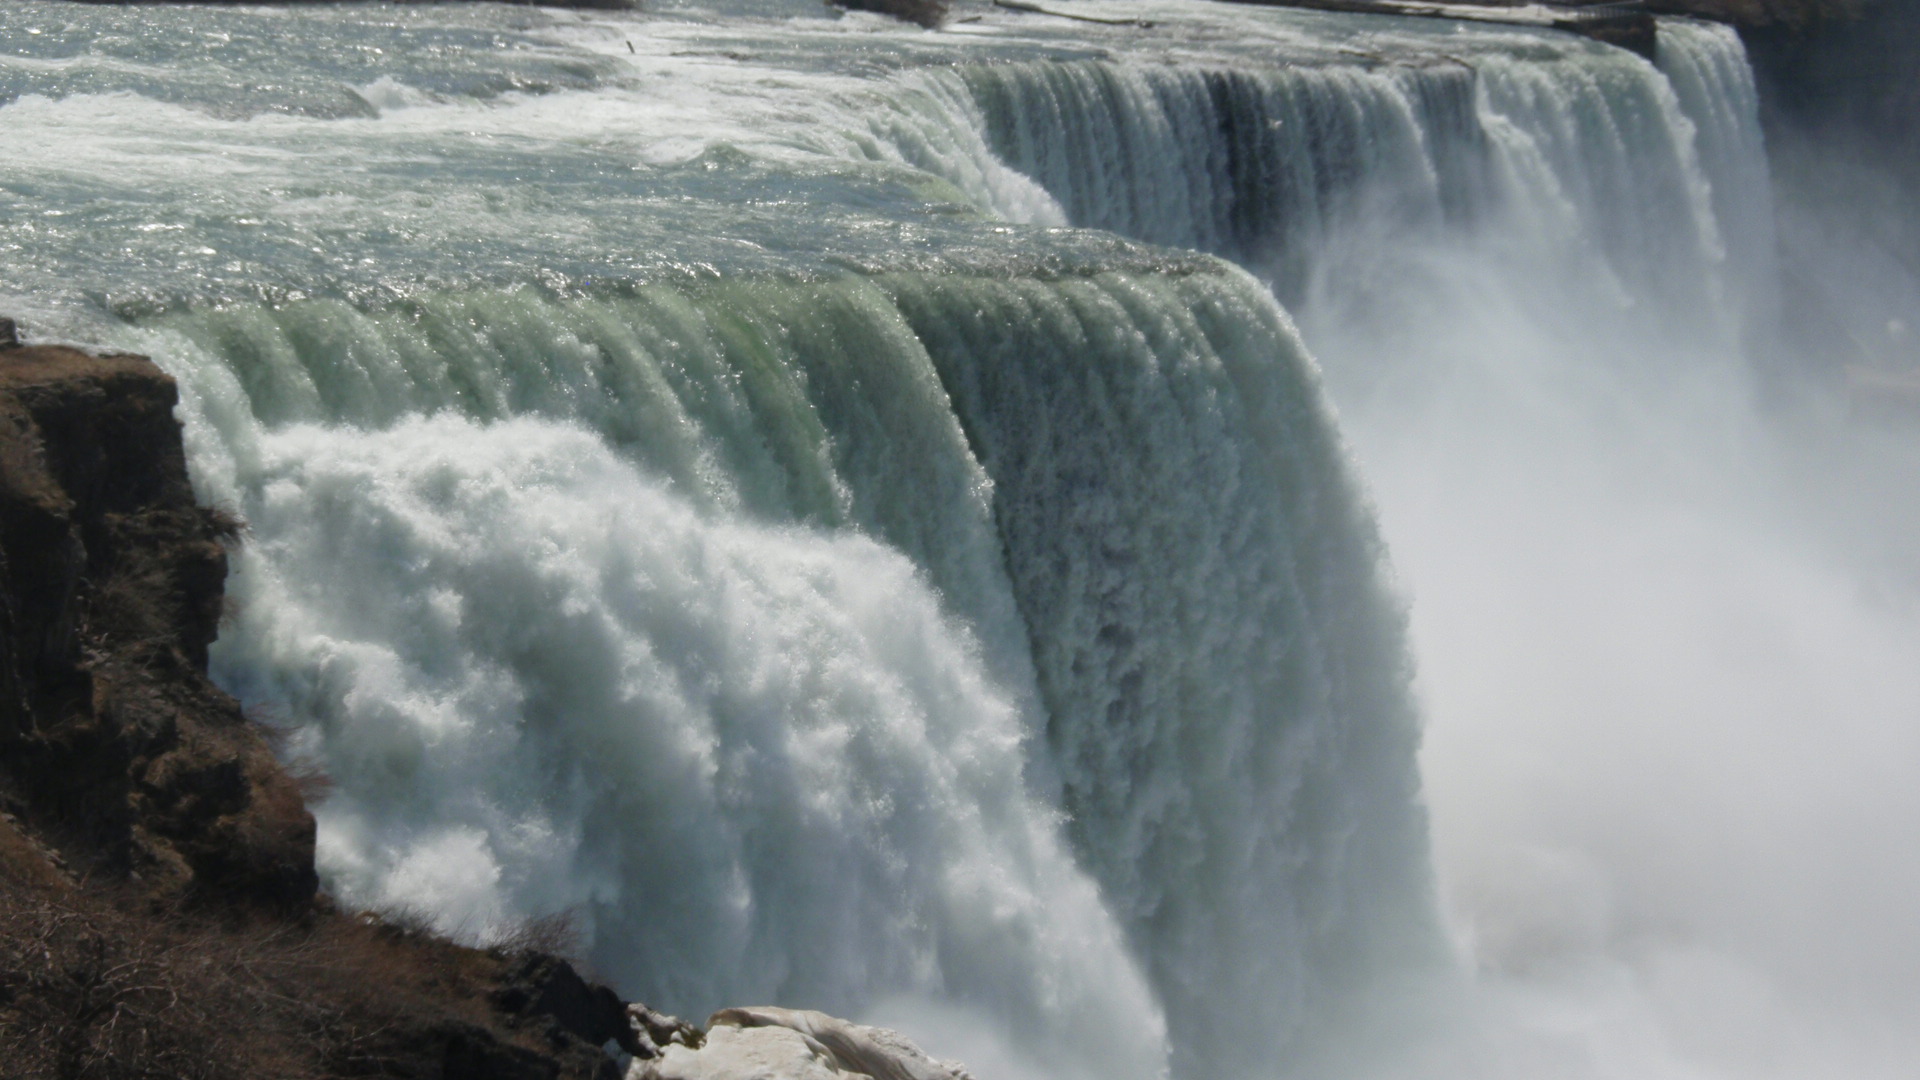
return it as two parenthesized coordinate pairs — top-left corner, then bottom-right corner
(631, 1007), (975, 1080)
(0, 323), (315, 910)
(497, 951), (645, 1065)
(1731, 0), (1920, 386)
(827, 0), (949, 30)
(1741, 0), (1918, 142)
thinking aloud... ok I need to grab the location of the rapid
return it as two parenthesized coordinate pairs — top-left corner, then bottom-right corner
(1, 2), (1914, 1078)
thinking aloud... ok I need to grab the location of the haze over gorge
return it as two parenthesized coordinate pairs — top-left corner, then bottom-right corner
(1, 1), (1915, 1078)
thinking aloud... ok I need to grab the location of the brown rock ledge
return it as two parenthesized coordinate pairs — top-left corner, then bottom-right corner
(0, 326), (313, 909)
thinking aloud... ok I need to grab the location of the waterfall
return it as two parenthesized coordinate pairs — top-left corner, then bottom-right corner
(117, 262), (1429, 1080)
(922, 20), (1770, 341)
(923, 58), (1473, 299)
(889, 270), (1436, 1079)
(0, 4), (1831, 1079)
(1654, 19), (1779, 337)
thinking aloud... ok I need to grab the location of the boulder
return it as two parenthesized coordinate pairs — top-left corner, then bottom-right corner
(630, 1006), (974, 1080)
(629, 1002), (706, 1059)
(496, 951), (634, 1052)
(827, 0), (949, 30)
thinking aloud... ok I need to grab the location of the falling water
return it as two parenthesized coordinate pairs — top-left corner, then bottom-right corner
(2, 3), (1914, 1078)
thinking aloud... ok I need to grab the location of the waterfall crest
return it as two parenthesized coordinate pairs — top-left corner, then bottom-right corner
(919, 21), (1769, 338)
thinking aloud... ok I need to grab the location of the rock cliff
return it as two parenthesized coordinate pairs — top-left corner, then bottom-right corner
(0, 320), (315, 910)
(0, 322), (632, 1080)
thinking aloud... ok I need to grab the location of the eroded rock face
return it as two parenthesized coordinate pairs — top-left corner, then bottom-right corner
(631, 1006), (975, 1080)
(0, 337), (315, 908)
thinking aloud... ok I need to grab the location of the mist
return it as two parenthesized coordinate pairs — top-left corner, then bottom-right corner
(1291, 10), (1920, 1076)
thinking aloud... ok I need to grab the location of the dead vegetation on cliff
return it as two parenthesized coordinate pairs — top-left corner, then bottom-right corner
(0, 836), (622, 1080)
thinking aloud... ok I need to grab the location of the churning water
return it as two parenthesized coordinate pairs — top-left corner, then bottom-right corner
(2, 2), (1915, 1078)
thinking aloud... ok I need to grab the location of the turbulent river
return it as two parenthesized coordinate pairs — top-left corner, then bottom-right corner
(3, 2), (1917, 1078)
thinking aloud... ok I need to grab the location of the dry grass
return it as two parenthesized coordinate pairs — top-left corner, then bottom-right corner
(486, 909), (586, 966)
(202, 505), (247, 544)
(0, 876), (305, 1079)
(0, 843), (561, 1080)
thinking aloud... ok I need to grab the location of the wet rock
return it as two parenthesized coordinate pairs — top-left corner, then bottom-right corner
(629, 1002), (706, 1059)
(496, 951), (634, 1054)
(1645, 0), (1866, 30)
(827, 0), (949, 30)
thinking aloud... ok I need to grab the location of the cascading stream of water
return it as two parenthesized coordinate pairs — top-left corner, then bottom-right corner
(888, 270), (1437, 1079)
(130, 278), (1173, 1080)
(923, 21), (1758, 334)
(6, 4), (1913, 1079)
(121, 259), (1432, 1080)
